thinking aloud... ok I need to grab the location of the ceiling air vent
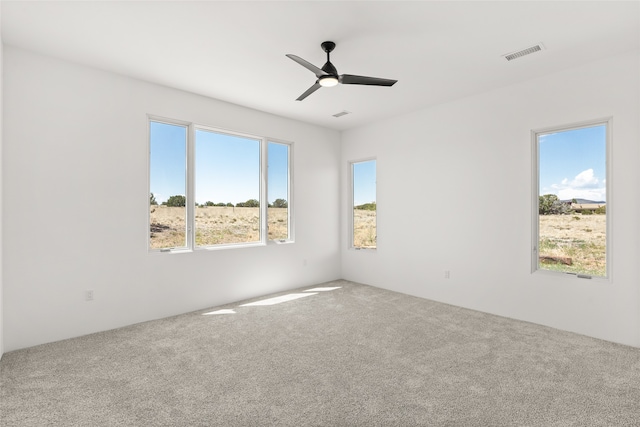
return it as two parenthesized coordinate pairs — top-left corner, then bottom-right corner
(332, 110), (351, 118)
(503, 43), (544, 61)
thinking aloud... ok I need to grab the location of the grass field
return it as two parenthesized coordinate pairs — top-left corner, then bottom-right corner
(538, 214), (606, 276)
(150, 206), (288, 249)
(152, 208), (602, 275)
(354, 209), (376, 249)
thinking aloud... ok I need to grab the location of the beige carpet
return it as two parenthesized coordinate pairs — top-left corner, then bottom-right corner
(2, 280), (639, 426)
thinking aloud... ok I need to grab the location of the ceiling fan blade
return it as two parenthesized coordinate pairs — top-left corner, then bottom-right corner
(296, 83), (322, 101)
(340, 74), (397, 86)
(286, 54), (327, 78)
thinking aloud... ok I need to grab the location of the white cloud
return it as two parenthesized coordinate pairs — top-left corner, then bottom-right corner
(550, 169), (606, 201)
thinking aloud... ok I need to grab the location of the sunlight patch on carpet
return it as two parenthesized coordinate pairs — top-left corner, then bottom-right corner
(202, 309), (236, 315)
(240, 293), (318, 306)
(304, 287), (341, 292)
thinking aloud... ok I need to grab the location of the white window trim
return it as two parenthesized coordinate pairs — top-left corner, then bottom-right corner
(267, 138), (295, 245)
(147, 116), (191, 253)
(349, 157), (377, 251)
(531, 117), (612, 280)
(192, 124), (267, 251)
(147, 115), (294, 253)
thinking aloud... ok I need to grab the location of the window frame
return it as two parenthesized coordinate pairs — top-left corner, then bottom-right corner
(267, 139), (294, 244)
(349, 157), (377, 251)
(148, 115), (294, 253)
(531, 117), (612, 279)
(193, 124), (266, 250)
(148, 117), (191, 252)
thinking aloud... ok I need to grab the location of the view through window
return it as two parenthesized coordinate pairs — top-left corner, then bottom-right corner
(149, 121), (188, 250)
(149, 118), (292, 251)
(535, 121), (608, 277)
(352, 159), (377, 249)
(267, 142), (290, 241)
(195, 129), (261, 246)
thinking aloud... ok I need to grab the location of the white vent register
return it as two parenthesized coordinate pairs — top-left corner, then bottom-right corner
(503, 43), (545, 61)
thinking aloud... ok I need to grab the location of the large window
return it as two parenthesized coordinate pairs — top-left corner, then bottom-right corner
(351, 159), (377, 249)
(149, 117), (293, 252)
(533, 119), (610, 278)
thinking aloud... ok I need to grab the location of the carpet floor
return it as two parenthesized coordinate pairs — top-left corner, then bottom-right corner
(1, 280), (639, 426)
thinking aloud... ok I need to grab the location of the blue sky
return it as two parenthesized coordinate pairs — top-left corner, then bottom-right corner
(151, 121), (604, 207)
(539, 124), (606, 202)
(149, 121), (288, 205)
(353, 160), (376, 206)
(149, 122), (186, 204)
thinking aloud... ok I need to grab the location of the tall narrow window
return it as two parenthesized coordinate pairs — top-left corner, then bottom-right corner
(195, 128), (261, 247)
(149, 120), (188, 250)
(352, 159), (377, 249)
(268, 141), (291, 241)
(534, 120), (609, 277)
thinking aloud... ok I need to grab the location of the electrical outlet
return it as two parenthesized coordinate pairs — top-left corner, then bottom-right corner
(444, 270), (450, 279)
(85, 290), (94, 301)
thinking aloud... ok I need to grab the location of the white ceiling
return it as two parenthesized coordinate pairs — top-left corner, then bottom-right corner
(2, 1), (639, 131)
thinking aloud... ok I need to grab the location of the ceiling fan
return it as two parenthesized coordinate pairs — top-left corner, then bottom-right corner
(286, 41), (398, 101)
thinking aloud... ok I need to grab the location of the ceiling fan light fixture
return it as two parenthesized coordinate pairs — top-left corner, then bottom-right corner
(319, 75), (339, 87)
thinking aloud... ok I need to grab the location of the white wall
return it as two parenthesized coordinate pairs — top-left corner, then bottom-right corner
(4, 45), (639, 353)
(0, 2), (4, 359)
(342, 50), (640, 347)
(3, 46), (341, 351)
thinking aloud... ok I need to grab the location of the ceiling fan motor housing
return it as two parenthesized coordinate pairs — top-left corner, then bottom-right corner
(321, 41), (338, 75)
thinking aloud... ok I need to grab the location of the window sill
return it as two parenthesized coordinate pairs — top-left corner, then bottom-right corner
(269, 239), (294, 245)
(533, 268), (610, 282)
(149, 248), (191, 255)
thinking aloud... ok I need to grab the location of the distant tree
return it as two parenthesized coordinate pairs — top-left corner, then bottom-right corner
(150, 193), (158, 206)
(204, 201), (215, 207)
(166, 195), (186, 207)
(226, 203), (234, 207)
(238, 199), (259, 208)
(215, 202), (226, 207)
(355, 202), (377, 211)
(272, 198), (288, 208)
(539, 194), (572, 215)
(539, 194), (557, 215)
